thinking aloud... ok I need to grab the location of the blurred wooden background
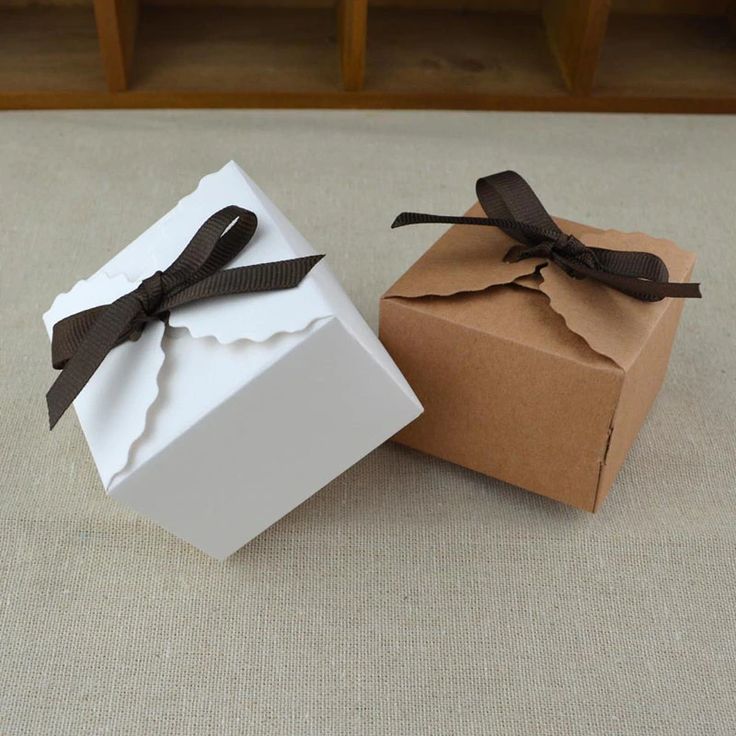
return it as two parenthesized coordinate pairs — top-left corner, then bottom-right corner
(1, 0), (735, 111)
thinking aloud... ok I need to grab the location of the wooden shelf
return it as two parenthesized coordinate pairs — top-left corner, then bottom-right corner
(0, 6), (106, 92)
(365, 10), (566, 97)
(1, 0), (735, 111)
(132, 7), (340, 92)
(597, 14), (736, 99)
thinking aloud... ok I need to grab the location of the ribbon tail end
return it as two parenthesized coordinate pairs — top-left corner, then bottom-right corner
(670, 281), (702, 299)
(47, 370), (79, 430)
(47, 394), (61, 430)
(302, 254), (325, 278)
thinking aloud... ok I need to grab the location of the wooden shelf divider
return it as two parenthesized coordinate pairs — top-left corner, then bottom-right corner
(93, 0), (140, 91)
(544, 0), (611, 95)
(338, 0), (368, 91)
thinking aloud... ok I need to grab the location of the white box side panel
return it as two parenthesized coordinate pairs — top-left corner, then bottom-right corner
(111, 317), (422, 559)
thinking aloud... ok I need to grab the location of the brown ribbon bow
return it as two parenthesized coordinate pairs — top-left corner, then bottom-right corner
(392, 170), (701, 302)
(47, 206), (324, 429)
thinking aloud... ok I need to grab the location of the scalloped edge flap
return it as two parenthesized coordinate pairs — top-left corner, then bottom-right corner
(384, 202), (696, 370)
(43, 162), (335, 490)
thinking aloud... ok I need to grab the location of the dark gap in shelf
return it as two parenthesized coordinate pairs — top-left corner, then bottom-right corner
(597, 13), (736, 98)
(130, 6), (341, 92)
(612, 0), (730, 16)
(364, 9), (566, 96)
(0, 6), (105, 91)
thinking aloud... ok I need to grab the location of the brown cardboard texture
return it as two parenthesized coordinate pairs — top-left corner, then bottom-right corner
(380, 203), (696, 511)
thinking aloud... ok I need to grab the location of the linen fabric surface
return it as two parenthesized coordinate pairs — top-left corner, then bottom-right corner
(1, 109), (734, 736)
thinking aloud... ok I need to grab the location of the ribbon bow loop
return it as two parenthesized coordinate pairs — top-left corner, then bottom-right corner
(392, 170), (701, 303)
(47, 206), (324, 429)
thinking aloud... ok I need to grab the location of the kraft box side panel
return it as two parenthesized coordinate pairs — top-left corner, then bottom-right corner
(595, 293), (691, 511)
(379, 296), (624, 510)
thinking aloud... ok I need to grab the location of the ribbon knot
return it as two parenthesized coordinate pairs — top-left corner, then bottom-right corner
(136, 270), (165, 317)
(391, 170), (701, 303)
(507, 233), (598, 277)
(47, 206), (324, 429)
(554, 233), (593, 263)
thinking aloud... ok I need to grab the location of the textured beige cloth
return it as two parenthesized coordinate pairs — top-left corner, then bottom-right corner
(1, 110), (734, 735)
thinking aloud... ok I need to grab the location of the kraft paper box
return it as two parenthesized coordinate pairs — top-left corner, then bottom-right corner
(44, 161), (422, 559)
(380, 200), (696, 512)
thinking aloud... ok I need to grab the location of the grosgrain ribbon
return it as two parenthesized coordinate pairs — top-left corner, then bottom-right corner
(392, 170), (701, 303)
(47, 206), (324, 429)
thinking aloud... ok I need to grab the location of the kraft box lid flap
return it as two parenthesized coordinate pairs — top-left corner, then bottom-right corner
(537, 228), (696, 370)
(384, 203), (696, 370)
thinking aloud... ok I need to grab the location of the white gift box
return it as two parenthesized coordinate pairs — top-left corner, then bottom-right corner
(44, 161), (422, 559)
